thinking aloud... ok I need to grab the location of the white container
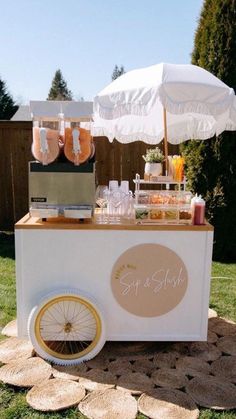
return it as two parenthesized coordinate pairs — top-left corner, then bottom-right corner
(30, 207), (59, 218)
(144, 162), (162, 177)
(64, 206), (92, 219)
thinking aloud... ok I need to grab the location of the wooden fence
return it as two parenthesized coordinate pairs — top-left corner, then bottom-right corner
(0, 121), (178, 230)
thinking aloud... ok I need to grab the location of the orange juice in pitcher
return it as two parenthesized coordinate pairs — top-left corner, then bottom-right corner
(172, 156), (185, 182)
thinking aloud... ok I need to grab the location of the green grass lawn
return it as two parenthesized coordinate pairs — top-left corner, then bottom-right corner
(0, 232), (235, 418)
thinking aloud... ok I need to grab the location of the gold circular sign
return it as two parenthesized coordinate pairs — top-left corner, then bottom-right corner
(111, 244), (188, 317)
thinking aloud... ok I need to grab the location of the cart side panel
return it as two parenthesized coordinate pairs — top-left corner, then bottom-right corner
(16, 228), (213, 341)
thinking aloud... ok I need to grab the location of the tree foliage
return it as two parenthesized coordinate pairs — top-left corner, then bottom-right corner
(0, 78), (18, 120)
(183, 0), (236, 261)
(47, 69), (73, 100)
(111, 65), (125, 81)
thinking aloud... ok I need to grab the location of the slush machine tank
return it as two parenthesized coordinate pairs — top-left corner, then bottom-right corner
(29, 101), (95, 220)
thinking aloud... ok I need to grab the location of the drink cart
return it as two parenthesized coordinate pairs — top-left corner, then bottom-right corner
(14, 100), (214, 366)
(15, 216), (213, 366)
(15, 164), (213, 366)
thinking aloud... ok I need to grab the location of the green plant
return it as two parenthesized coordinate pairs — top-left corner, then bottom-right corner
(142, 147), (164, 163)
(47, 69), (73, 101)
(182, 0), (236, 262)
(0, 78), (18, 120)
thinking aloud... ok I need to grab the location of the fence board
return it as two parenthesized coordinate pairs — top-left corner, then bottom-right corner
(0, 122), (32, 229)
(0, 122), (179, 230)
(0, 125), (14, 228)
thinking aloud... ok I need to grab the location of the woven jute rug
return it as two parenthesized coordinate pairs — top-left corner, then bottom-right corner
(186, 375), (236, 410)
(216, 335), (236, 356)
(207, 330), (218, 344)
(85, 354), (110, 370)
(138, 388), (199, 419)
(79, 369), (117, 392)
(98, 341), (167, 361)
(132, 358), (156, 374)
(108, 359), (133, 375)
(79, 388), (138, 419)
(0, 337), (34, 363)
(26, 378), (85, 411)
(151, 367), (189, 389)
(153, 352), (177, 368)
(208, 308), (218, 318)
(52, 363), (88, 381)
(1, 319), (17, 337)
(175, 356), (211, 377)
(0, 357), (52, 387)
(208, 317), (236, 337)
(187, 342), (222, 361)
(116, 372), (154, 395)
(1, 316), (236, 416)
(211, 356), (236, 384)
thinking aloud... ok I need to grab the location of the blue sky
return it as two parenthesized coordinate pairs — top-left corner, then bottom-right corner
(0, 0), (203, 103)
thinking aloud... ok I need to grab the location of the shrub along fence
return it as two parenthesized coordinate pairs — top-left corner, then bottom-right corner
(0, 121), (178, 230)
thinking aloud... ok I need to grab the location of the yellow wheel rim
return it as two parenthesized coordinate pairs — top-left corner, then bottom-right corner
(34, 295), (102, 360)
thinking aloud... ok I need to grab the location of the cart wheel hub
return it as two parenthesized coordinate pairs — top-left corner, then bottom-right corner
(64, 322), (72, 333)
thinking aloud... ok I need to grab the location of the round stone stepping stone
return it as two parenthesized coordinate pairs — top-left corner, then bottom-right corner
(175, 356), (211, 377)
(153, 352), (177, 368)
(138, 388), (199, 419)
(188, 342), (221, 361)
(79, 388), (137, 419)
(26, 378), (85, 411)
(117, 372), (154, 395)
(208, 317), (236, 337)
(1, 319), (17, 337)
(79, 369), (117, 391)
(151, 368), (189, 389)
(216, 335), (236, 355)
(207, 330), (218, 344)
(52, 363), (88, 381)
(108, 359), (133, 375)
(132, 359), (155, 374)
(211, 356), (236, 384)
(208, 308), (218, 318)
(0, 357), (52, 387)
(186, 375), (236, 410)
(0, 337), (34, 363)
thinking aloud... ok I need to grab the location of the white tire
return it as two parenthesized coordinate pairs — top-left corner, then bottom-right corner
(28, 289), (106, 365)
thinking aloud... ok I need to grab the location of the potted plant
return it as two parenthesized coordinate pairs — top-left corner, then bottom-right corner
(142, 147), (164, 179)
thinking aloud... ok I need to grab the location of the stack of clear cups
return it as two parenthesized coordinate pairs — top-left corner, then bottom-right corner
(120, 181), (129, 194)
(109, 180), (119, 191)
(107, 180), (134, 222)
(108, 180), (119, 220)
(119, 181), (130, 217)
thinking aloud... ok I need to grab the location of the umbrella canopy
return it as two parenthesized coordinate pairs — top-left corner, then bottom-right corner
(93, 63), (236, 145)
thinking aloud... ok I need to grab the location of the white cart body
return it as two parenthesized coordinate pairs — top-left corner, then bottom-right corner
(15, 215), (213, 343)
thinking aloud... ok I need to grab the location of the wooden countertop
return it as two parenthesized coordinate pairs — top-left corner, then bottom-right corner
(15, 214), (214, 231)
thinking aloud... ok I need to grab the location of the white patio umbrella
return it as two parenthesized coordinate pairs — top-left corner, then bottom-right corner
(92, 63), (236, 173)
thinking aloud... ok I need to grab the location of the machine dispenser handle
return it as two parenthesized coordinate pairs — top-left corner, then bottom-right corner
(39, 128), (48, 153)
(72, 128), (81, 165)
(39, 128), (49, 165)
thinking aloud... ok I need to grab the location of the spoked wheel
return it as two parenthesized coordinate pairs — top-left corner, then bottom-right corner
(28, 290), (106, 365)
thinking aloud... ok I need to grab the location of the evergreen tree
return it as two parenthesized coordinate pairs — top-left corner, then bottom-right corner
(47, 69), (73, 100)
(0, 78), (18, 119)
(183, 0), (236, 261)
(111, 65), (125, 81)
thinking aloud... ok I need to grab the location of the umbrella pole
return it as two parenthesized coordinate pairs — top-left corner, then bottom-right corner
(163, 107), (168, 175)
